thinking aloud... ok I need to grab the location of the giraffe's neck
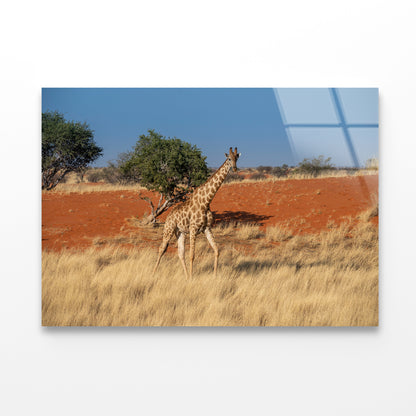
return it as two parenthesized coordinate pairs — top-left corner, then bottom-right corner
(193, 159), (232, 209)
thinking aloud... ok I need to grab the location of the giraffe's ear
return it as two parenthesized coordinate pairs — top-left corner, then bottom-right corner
(225, 153), (229, 158)
(237, 153), (241, 158)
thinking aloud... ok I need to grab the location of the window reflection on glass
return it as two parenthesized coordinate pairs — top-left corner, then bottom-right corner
(274, 88), (379, 169)
(276, 88), (339, 125)
(348, 127), (379, 167)
(337, 88), (378, 125)
(287, 127), (353, 166)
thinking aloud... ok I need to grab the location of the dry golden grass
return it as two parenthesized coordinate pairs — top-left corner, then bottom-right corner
(42, 218), (378, 326)
(224, 169), (378, 184)
(233, 223), (263, 240)
(265, 225), (293, 242)
(43, 171), (145, 193)
(358, 193), (379, 222)
(48, 182), (146, 194)
(47, 169), (377, 193)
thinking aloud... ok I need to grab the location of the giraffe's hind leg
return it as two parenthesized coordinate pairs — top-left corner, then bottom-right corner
(177, 232), (189, 279)
(189, 227), (197, 278)
(153, 225), (175, 275)
(204, 227), (219, 276)
(207, 209), (214, 228)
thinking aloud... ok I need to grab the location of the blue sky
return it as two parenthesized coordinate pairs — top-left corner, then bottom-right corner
(42, 88), (378, 168)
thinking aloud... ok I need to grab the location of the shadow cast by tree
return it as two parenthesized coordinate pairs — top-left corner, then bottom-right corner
(213, 210), (272, 226)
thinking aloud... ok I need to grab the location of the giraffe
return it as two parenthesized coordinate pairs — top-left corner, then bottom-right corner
(153, 147), (241, 278)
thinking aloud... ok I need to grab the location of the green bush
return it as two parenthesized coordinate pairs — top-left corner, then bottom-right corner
(120, 130), (209, 222)
(86, 169), (103, 183)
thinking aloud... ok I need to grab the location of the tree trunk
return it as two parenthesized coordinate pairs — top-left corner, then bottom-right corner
(139, 192), (187, 224)
(42, 168), (69, 190)
(140, 194), (172, 224)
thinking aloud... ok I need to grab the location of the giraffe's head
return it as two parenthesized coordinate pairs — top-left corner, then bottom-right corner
(225, 147), (241, 172)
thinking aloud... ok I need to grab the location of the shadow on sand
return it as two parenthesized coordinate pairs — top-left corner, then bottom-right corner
(213, 210), (272, 226)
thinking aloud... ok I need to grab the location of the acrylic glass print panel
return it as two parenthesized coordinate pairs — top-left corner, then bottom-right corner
(42, 88), (378, 326)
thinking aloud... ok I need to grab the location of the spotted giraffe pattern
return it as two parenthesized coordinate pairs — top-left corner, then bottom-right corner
(153, 147), (241, 278)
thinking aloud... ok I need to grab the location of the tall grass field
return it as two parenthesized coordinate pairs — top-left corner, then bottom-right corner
(42, 219), (378, 326)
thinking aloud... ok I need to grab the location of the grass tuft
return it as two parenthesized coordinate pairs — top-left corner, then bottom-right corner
(265, 225), (293, 242)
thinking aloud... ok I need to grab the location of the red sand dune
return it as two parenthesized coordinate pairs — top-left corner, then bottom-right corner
(42, 175), (378, 252)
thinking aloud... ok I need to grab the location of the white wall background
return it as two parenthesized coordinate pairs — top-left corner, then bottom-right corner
(1, 1), (415, 414)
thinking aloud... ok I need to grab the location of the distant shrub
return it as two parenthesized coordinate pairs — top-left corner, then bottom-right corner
(86, 169), (104, 183)
(224, 172), (243, 183)
(87, 154), (139, 185)
(337, 167), (360, 176)
(295, 156), (334, 177)
(75, 168), (88, 182)
(271, 164), (289, 178)
(257, 165), (273, 173)
(100, 161), (134, 184)
(250, 172), (267, 180)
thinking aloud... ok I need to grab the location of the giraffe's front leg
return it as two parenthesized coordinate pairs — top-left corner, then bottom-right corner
(204, 227), (219, 276)
(189, 227), (197, 278)
(177, 232), (189, 279)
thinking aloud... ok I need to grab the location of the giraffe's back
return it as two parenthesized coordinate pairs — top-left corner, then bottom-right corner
(166, 199), (212, 235)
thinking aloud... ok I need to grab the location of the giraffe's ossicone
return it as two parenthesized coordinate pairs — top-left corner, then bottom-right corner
(153, 147), (241, 278)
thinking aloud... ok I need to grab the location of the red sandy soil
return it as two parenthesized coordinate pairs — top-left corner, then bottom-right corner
(42, 175), (378, 252)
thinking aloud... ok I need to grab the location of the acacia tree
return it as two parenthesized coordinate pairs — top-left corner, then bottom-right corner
(42, 111), (103, 190)
(120, 130), (209, 223)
